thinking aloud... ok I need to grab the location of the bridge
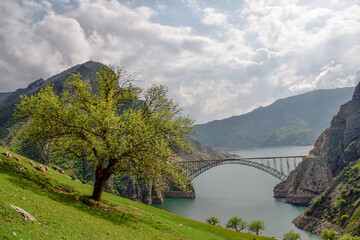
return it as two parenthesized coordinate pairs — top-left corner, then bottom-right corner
(176, 156), (306, 181)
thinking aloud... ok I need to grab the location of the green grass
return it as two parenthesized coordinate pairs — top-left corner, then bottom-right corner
(0, 146), (273, 240)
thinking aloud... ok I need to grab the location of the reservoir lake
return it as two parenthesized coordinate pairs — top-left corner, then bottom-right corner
(153, 146), (321, 240)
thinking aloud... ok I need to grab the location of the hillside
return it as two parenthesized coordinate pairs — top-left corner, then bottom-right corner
(0, 146), (271, 240)
(176, 137), (232, 162)
(273, 82), (360, 236)
(193, 87), (355, 149)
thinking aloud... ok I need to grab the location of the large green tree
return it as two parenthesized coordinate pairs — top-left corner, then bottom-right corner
(14, 65), (194, 201)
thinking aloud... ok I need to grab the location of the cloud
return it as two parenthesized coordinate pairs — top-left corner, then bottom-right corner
(0, 0), (359, 124)
(201, 8), (227, 26)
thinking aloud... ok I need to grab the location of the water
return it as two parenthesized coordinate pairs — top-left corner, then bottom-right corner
(154, 146), (321, 240)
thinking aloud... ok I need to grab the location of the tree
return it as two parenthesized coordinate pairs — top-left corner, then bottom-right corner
(321, 229), (338, 240)
(226, 216), (247, 232)
(284, 230), (301, 240)
(14, 65), (195, 202)
(248, 220), (266, 235)
(206, 217), (220, 226)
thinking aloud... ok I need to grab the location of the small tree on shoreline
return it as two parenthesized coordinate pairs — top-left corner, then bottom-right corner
(249, 220), (266, 235)
(206, 217), (220, 226)
(226, 216), (247, 232)
(14, 65), (195, 202)
(284, 230), (301, 240)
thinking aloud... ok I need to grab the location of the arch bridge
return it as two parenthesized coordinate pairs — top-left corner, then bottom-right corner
(176, 156), (306, 181)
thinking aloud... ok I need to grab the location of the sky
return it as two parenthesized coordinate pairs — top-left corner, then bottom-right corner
(0, 0), (360, 124)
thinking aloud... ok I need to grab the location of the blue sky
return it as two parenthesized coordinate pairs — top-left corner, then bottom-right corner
(1, 0), (359, 123)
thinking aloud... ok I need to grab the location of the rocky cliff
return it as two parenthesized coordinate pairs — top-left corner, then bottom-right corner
(273, 82), (360, 236)
(293, 160), (360, 236)
(274, 82), (360, 204)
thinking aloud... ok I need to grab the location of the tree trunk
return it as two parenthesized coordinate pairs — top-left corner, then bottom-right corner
(92, 166), (112, 201)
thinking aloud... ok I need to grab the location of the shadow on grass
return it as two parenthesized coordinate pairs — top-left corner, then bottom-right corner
(0, 159), (154, 229)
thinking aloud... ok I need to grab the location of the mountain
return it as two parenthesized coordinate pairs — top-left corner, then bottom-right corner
(0, 61), (103, 138)
(0, 92), (12, 101)
(274, 82), (360, 236)
(193, 87), (355, 149)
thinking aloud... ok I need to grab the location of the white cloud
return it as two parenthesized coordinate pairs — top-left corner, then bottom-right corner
(201, 8), (227, 26)
(0, 0), (359, 124)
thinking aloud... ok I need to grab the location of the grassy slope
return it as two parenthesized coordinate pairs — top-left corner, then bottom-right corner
(0, 146), (272, 240)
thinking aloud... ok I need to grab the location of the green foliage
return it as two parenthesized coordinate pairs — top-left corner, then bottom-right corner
(314, 195), (324, 206)
(353, 189), (360, 195)
(340, 214), (349, 224)
(206, 217), (220, 226)
(226, 216), (247, 232)
(336, 199), (346, 208)
(248, 220), (266, 235)
(340, 189), (347, 196)
(283, 230), (301, 240)
(339, 234), (360, 240)
(304, 209), (312, 215)
(344, 165), (360, 182)
(14, 65), (195, 201)
(321, 229), (338, 240)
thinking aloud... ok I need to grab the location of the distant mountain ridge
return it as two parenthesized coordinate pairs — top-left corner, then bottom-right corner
(0, 61), (103, 133)
(193, 87), (355, 149)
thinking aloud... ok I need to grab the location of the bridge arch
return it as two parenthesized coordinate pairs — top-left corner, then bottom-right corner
(176, 156), (305, 181)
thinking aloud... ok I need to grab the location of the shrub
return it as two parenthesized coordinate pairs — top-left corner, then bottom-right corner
(340, 214), (349, 225)
(304, 209), (312, 215)
(314, 195), (323, 205)
(340, 189), (347, 197)
(322, 229), (338, 240)
(353, 189), (360, 194)
(344, 165), (360, 182)
(336, 199), (346, 208)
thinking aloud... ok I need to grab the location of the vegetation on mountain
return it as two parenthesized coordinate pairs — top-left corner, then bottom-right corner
(14, 65), (194, 202)
(0, 146), (273, 240)
(194, 87), (354, 149)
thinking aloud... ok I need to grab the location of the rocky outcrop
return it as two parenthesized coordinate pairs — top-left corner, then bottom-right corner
(163, 190), (195, 199)
(274, 156), (332, 204)
(274, 82), (360, 205)
(293, 160), (360, 236)
(292, 213), (343, 236)
(10, 204), (36, 222)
